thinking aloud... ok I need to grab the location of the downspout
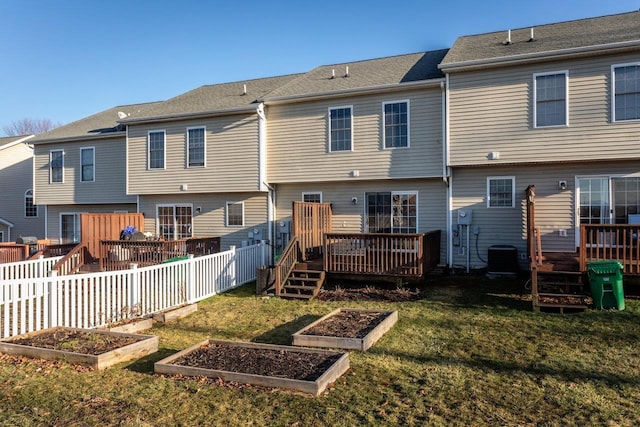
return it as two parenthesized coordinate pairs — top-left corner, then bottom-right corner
(443, 75), (453, 270)
(125, 125), (130, 195)
(257, 103), (274, 263)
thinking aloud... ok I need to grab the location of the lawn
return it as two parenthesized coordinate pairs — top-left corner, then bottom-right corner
(0, 274), (639, 426)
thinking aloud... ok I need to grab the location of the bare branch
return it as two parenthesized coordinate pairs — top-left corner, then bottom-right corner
(2, 118), (62, 136)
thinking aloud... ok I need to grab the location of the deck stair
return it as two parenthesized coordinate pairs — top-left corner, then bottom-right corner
(280, 269), (325, 300)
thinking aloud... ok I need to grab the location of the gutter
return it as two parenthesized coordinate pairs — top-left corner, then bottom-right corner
(119, 105), (258, 125)
(440, 40), (640, 72)
(31, 132), (124, 145)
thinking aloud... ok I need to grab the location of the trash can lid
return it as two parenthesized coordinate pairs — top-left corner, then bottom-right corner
(587, 260), (623, 273)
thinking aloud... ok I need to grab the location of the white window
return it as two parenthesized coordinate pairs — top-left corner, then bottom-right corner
(328, 106), (353, 152)
(612, 63), (640, 122)
(302, 192), (322, 203)
(365, 191), (417, 233)
(533, 71), (568, 127)
(187, 127), (206, 168)
(80, 147), (95, 182)
(25, 189), (37, 217)
(226, 202), (244, 227)
(50, 150), (64, 183)
(383, 100), (410, 149)
(487, 177), (515, 208)
(148, 130), (166, 169)
(60, 213), (81, 243)
(157, 205), (192, 240)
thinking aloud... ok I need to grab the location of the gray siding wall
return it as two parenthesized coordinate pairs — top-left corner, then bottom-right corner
(138, 193), (267, 251)
(450, 161), (640, 270)
(127, 115), (261, 195)
(0, 143), (45, 240)
(275, 179), (447, 264)
(267, 88), (444, 183)
(33, 137), (135, 205)
(449, 52), (640, 166)
(45, 203), (137, 243)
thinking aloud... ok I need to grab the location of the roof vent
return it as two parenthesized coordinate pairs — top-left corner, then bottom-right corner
(344, 66), (349, 78)
(503, 29), (512, 45)
(528, 27), (535, 42)
(331, 69), (335, 79)
(242, 84), (247, 95)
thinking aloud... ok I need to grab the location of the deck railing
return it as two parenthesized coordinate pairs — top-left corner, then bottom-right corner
(100, 237), (221, 271)
(580, 224), (640, 274)
(324, 231), (440, 277)
(274, 236), (300, 295)
(52, 244), (92, 276)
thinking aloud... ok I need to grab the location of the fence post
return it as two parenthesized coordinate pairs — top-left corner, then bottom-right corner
(187, 254), (195, 304)
(48, 271), (58, 329)
(229, 245), (237, 289)
(260, 240), (267, 267)
(130, 264), (139, 317)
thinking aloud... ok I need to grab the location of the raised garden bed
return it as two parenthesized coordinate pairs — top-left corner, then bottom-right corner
(0, 327), (159, 370)
(152, 303), (198, 323)
(107, 317), (154, 334)
(292, 308), (398, 351)
(154, 339), (349, 396)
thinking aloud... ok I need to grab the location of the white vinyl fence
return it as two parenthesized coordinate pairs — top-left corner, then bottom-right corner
(0, 243), (266, 338)
(0, 256), (63, 281)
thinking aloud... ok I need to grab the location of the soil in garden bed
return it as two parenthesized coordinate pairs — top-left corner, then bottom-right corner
(173, 343), (342, 381)
(301, 310), (389, 339)
(7, 328), (145, 355)
(316, 283), (422, 302)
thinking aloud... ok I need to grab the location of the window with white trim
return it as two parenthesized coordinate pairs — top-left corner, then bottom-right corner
(328, 106), (352, 152)
(157, 205), (192, 240)
(25, 189), (37, 217)
(80, 147), (95, 182)
(187, 127), (206, 167)
(365, 191), (417, 233)
(383, 101), (409, 148)
(302, 192), (322, 203)
(50, 150), (64, 183)
(487, 177), (515, 208)
(534, 71), (568, 127)
(60, 213), (81, 243)
(226, 202), (244, 227)
(612, 64), (640, 121)
(148, 131), (165, 169)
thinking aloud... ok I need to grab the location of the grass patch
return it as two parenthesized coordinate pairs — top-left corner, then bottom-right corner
(1, 275), (639, 425)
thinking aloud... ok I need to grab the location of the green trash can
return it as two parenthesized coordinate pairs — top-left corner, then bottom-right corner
(587, 260), (625, 310)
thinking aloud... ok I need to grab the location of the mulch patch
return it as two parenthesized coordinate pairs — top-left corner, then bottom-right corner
(316, 285), (422, 302)
(301, 310), (388, 338)
(6, 328), (144, 355)
(172, 342), (342, 381)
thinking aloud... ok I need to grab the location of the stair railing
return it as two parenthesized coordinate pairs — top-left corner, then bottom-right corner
(274, 236), (301, 296)
(52, 244), (92, 275)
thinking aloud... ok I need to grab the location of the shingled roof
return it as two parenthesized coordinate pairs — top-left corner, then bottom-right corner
(0, 135), (34, 149)
(263, 50), (448, 100)
(441, 11), (640, 70)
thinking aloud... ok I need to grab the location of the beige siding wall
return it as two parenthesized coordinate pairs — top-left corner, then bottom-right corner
(127, 115), (261, 195)
(275, 179), (447, 264)
(449, 52), (640, 166)
(33, 137), (135, 205)
(0, 143), (45, 239)
(45, 203), (137, 243)
(267, 87), (443, 183)
(450, 160), (640, 270)
(138, 193), (267, 250)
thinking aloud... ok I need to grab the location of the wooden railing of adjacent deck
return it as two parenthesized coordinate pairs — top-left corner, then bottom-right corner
(52, 244), (92, 275)
(324, 231), (440, 277)
(28, 242), (78, 260)
(580, 224), (640, 274)
(99, 237), (221, 271)
(0, 244), (30, 264)
(274, 236), (300, 295)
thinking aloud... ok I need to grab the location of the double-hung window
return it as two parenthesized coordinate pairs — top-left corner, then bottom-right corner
(328, 106), (352, 152)
(187, 127), (206, 167)
(50, 150), (64, 183)
(383, 101), (409, 148)
(365, 191), (417, 233)
(487, 177), (515, 208)
(80, 147), (95, 182)
(534, 71), (568, 127)
(612, 63), (640, 122)
(25, 189), (37, 217)
(302, 192), (322, 203)
(226, 202), (244, 227)
(148, 130), (165, 169)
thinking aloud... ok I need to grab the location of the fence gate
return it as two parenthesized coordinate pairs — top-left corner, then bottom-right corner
(292, 202), (332, 261)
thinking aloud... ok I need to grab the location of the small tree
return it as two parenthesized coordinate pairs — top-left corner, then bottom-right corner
(2, 118), (61, 136)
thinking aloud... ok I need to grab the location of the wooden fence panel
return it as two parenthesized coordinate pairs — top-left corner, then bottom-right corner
(292, 201), (332, 261)
(81, 213), (144, 259)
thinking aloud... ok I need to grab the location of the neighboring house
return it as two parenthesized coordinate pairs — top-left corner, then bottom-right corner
(31, 102), (162, 243)
(263, 51), (449, 259)
(440, 11), (640, 270)
(121, 75), (300, 250)
(0, 135), (44, 241)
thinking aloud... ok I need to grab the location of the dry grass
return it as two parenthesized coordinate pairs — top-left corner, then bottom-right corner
(0, 274), (639, 426)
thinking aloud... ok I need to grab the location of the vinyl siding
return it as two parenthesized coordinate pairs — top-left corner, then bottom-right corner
(267, 88), (443, 183)
(0, 143), (45, 239)
(33, 137), (135, 205)
(127, 115), (261, 195)
(275, 179), (447, 264)
(138, 193), (267, 250)
(449, 52), (640, 166)
(45, 203), (137, 243)
(450, 161), (640, 270)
